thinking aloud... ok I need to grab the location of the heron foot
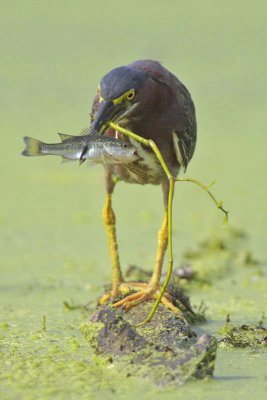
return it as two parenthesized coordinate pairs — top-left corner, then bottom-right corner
(99, 282), (182, 316)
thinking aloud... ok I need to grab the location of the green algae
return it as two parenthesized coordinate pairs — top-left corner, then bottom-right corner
(81, 321), (105, 352)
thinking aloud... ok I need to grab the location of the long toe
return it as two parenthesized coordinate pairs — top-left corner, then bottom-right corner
(112, 291), (150, 309)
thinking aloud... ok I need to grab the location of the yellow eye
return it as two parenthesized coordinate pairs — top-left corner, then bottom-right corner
(126, 90), (135, 101)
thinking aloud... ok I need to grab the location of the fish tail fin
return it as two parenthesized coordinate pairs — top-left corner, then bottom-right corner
(21, 136), (44, 156)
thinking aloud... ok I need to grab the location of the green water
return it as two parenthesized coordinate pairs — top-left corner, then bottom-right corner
(0, 1), (266, 398)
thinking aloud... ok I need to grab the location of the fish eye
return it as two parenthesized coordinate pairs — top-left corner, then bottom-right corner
(122, 143), (128, 148)
(126, 90), (135, 101)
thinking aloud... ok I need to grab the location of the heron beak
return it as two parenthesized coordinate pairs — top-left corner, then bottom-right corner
(91, 100), (125, 134)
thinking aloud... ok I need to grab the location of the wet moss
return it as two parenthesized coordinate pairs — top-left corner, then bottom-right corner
(218, 315), (267, 349)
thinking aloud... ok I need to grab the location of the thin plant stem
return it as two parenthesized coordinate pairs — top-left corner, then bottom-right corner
(175, 178), (229, 225)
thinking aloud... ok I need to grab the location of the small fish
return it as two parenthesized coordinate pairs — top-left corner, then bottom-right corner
(22, 133), (139, 164)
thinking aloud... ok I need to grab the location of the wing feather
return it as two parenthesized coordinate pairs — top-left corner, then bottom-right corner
(172, 130), (193, 172)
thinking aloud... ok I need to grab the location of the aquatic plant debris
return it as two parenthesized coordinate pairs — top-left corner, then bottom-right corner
(218, 314), (267, 349)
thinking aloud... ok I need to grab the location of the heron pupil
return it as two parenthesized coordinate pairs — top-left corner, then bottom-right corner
(127, 91), (135, 100)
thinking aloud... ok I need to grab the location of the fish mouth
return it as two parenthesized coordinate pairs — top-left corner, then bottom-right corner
(104, 147), (139, 164)
(91, 100), (127, 134)
(126, 149), (139, 160)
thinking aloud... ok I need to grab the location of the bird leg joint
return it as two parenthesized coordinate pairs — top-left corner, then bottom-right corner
(102, 194), (116, 225)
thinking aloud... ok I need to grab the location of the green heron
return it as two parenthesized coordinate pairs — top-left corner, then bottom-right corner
(90, 60), (197, 314)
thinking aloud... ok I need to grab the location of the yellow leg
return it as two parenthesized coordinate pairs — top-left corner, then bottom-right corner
(111, 210), (175, 313)
(101, 193), (123, 298)
(149, 211), (168, 288)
